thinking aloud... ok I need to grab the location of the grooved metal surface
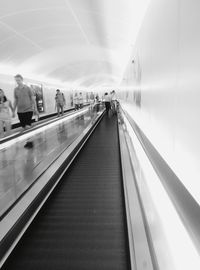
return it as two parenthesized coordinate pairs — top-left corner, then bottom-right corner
(2, 116), (130, 270)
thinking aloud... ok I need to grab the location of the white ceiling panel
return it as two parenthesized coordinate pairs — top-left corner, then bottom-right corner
(0, 0), (65, 17)
(0, 35), (37, 58)
(0, 8), (75, 33)
(0, 0), (150, 87)
(37, 35), (85, 49)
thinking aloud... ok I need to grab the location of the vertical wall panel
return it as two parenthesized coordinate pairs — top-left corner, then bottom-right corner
(121, 0), (200, 204)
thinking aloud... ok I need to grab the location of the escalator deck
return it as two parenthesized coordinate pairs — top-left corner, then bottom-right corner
(2, 115), (130, 270)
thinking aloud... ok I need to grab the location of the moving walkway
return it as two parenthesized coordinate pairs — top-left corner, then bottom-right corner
(0, 108), (156, 270)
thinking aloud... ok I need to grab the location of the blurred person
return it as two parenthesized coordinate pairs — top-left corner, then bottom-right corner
(70, 93), (73, 107)
(0, 89), (14, 138)
(111, 90), (117, 101)
(74, 92), (79, 110)
(95, 93), (100, 102)
(89, 92), (95, 110)
(79, 92), (83, 109)
(104, 92), (111, 115)
(111, 90), (118, 115)
(90, 92), (95, 103)
(55, 89), (66, 117)
(95, 93), (100, 112)
(86, 92), (89, 103)
(13, 74), (38, 148)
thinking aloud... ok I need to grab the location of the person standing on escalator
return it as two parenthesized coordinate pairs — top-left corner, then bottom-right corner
(13, 74), (38, 148)
(78, 92), (84, 109)
(0, 89), (14, 138)
(55, 89), (66, 117)
(74, 92), (79, 110)
(104, 92), (111, 115)
(111, 90), (118, 115)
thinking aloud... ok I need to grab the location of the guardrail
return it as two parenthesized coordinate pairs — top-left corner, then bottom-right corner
(121, 107), (200, 256)
(118, 114), (155, 270)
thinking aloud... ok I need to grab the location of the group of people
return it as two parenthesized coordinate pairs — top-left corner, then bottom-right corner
(0, 75), (117, 147)
(104, 90), (118, 115)
(0, 78), (87, 143)
(55, 91), (86, 116)
(0, 77), (89, 141)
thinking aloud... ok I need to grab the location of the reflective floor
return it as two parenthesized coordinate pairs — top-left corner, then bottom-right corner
(0, 109), (76, 144)
(0, 107), (102, 217)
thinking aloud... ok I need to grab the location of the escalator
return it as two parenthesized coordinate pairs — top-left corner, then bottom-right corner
(2, 115), (131, 270)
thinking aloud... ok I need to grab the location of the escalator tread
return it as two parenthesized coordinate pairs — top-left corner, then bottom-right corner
(2, 115), (130, 270)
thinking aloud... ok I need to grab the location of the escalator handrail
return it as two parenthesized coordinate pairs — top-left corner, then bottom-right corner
(121, 106), (200, 255)
(118, 118), (156, 270)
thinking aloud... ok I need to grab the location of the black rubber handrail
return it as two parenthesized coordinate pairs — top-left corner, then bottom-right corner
(122, 107), (200, 255)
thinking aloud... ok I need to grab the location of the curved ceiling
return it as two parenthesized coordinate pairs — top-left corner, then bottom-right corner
(0, 0), (150, 88)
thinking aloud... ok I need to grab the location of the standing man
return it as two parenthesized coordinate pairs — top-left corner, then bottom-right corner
(74, 92), (79, 110)
(78, 92), (83, 109)
(111, 90), (118, 114)
(13, 74), (38, 148)
(55, 89), (66, 117)
(90, 92), (95, 103)
(104, 92), (111, 115)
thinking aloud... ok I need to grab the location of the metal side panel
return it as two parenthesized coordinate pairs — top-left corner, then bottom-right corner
(118, 118), (154, 270)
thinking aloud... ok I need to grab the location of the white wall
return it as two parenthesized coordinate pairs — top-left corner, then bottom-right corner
(119, 1), (200, 268)
(121, 0), (200, 206)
